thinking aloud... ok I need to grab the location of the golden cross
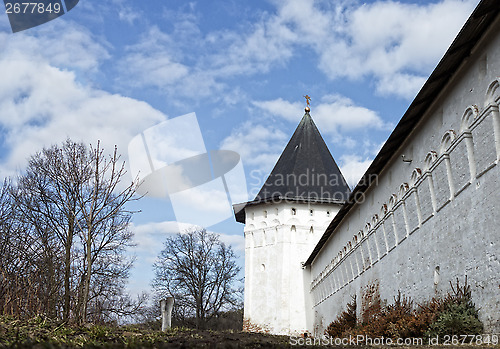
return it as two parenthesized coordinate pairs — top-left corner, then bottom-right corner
(304, 95), (311, 106)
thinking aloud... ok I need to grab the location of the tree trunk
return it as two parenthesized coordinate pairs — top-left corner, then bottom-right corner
(81, 231), (92, 324)
(63, 234), (72, 322)
(47, 252), (57, 319)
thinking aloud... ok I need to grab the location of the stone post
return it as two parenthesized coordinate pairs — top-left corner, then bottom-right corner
(160, 297), (174, 332)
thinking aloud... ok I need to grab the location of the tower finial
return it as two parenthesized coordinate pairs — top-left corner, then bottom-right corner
(303, 94), (311, 113)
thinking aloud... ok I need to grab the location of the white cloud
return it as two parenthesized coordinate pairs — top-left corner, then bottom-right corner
(132, 220), (244, 258)
(376, 74), (427, 99)
(115, 2), (310, 101)
(314, 94), (387, 132)
(339, 154), (373, 188)
(132, 220), (196, 235)
(0, 21), (110, 73)
(253, 95), (387, 136)
(116, 0), (477, 102)
(207, 16), (296, 77)
(220, 121), (288, 173)
(272, 0), (333, 42)
(117, 26), (226, 103)
(115, 2), (141, 25)
(261, 0), (477, 99)
(218, 233), (245, 256)
(132, 221), (197, 259)
(128, 220), (198, 295)
(316, 0), (477, 98)
(128, 220), (244, 295)
(252, 98), (302, 121)
(0, 27), (166, 177)
(119, 27), (189, 87)
(169, 180), (235, 228)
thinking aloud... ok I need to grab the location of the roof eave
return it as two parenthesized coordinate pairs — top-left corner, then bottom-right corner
(233, 196), (346, 224)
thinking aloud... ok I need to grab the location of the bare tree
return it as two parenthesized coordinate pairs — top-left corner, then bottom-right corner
(0, 179), (26, 316)
(152, 228), (242, 329)
(4, 139), (141, 323)
(1, 178), (60, 318)
(75, 141), (139, 324)
(13, 140), (89, 320)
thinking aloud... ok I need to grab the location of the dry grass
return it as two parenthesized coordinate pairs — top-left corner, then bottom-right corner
(0, 315), (298, 348)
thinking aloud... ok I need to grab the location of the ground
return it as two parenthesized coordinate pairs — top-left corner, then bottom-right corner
(0, 316), (498, 348)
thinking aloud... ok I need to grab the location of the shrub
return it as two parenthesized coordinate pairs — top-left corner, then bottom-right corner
(360, 282), (382, 324)
(425, 277), (483, 337)
(425, 302), (483, 337)
(324, 295), (356, 337)
(361, 291), (416, 338)
(324, 276), (483, 339)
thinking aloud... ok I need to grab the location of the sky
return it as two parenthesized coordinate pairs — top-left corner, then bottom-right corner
(0, 0), (480, 297)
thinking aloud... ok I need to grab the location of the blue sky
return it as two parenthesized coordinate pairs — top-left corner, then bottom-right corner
(0, 0), (479, 297)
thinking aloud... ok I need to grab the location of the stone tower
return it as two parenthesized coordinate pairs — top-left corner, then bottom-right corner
(234, 107), (350, 335)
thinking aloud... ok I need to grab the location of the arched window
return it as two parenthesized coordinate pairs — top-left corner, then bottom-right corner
(485, 78), (500, 107)
(410, 168), (422, 186)
(460, 106), (478, 132)
(440, 130), (456, 155)
(424, 151), (438, 171)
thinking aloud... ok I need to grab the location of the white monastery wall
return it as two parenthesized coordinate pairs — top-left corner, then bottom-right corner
(244, 201), (341, 335)
(310, 18), (500, 335)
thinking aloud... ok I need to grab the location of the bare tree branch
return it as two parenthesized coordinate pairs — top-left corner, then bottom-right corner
(152, 228), (242, 329)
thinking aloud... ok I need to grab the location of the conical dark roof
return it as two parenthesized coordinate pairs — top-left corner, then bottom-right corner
(255, 111), (350, 203)
(233, 111), (351, 223)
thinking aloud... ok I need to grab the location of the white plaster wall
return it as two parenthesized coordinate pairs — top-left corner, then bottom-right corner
(310, 17), (500, 335)
(244, 201), (341, 335)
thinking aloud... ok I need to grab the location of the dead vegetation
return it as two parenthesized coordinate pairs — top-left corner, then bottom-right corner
(0, 315), (296, 348)
(325, 277), (484, 340)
